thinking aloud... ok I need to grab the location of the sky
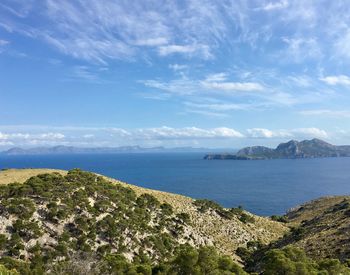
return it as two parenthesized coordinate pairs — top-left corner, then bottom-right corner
(1, 0), (350, 149)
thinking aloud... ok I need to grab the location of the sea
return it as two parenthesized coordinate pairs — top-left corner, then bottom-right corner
(1, 153), (350, 216)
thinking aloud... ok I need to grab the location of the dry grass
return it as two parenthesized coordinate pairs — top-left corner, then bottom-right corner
(282, 196), (350, 260)
(286, 196), (349, 226)
(0, 168), (67, 185)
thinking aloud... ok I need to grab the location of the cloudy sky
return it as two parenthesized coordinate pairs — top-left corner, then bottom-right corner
(1, 0), (350, 148)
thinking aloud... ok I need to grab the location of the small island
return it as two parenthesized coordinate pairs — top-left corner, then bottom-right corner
(204, 138), (350, 160)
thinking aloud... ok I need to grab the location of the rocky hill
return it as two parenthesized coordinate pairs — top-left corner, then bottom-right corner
(204, 138), (350, 160)
(1, 169), (349, 274)
(0, 169), (286, 274)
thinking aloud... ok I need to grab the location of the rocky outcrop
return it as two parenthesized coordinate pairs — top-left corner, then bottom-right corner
(204, 138), (350, 160)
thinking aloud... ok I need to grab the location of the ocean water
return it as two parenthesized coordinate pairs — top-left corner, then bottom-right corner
(1, 153), (350, 216)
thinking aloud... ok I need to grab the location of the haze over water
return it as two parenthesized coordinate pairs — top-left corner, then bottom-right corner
(1, 153), (350, 216)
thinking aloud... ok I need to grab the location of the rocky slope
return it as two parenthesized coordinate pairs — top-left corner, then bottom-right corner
(205, 138), (350, 160)
(1, 169), (350, 274)
(0, 169), (287, 264)
(276, 196), (350, 261)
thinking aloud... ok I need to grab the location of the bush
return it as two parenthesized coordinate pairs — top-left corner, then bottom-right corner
(270, 215), (288, 223)
(0, 264), (19, 275)
(239, 213), (255, 224)
(262, 246), (350, 275)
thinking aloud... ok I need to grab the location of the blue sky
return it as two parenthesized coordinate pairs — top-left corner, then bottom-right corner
(1, 0), (350, 148)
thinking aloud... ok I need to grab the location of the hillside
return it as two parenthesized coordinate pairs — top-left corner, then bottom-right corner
(0, 169), (288, 274)
(1, 169), (350, 274)
(278, 196), (350, 261)
(204, 138), (350, 160)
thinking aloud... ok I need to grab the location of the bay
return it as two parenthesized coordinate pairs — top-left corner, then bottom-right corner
(1, 153), (350, 216)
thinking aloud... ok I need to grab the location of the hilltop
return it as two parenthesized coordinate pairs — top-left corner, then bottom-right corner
(204, 138), (350, 160)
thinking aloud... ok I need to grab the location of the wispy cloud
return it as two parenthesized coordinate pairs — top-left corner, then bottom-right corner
(0, 39), (9, 46)
(2, 1), (350, 66)
(0, 39), (9, 53)
(158, 44), (212, 59)
(300, 109), (350, 118)
(201, 81), (264, 92)
(320, 75), (350, 86)
(184, 102), (255, 111)
(134, 37), (168, 47)
(143, 73), (264, 95)
(168, 64), (188, 72)
(260, 0), (289, 11)
(281, 37), (322, 62)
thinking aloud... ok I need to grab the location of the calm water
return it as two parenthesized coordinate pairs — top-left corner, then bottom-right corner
(1, 153), (350, 216)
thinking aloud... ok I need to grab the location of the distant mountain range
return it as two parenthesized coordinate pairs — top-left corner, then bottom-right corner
(204, 138), (350, 160)
(0, 145), (217, 155)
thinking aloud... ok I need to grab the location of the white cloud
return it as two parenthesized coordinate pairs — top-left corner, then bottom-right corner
(135, 126), (244, 139)
(204, 73), (228, 82)
(334, 29), (350, 59)
(0, 141), (14, 146)
(143, 78), (198, 95)
(184, 109), (229, 118)
(158, 44), (212, 59)
(202, 81), (264, 92)
(201, 72), (264, 92)
(246, 127), (328, 139)
(247, 128), (291, 138)
(168, 64), (188, 71)
(0, 39), (10, 53)
(143, 73), (264, 98)
(292, 128), (328, 139)
(70, 66), (99, 81)
(39, 133), (65, 140)
(3, 0), (350, 65)
(0, 131), (66, 147)
(0, 126), (338, 149)
(0, 132), (9, 140)
(282, 37), (321, 62)
(134, 37), (168, 46)
(0, 39), (9, 46)
(184, 102), (254, 111)
(320, 75), (350, 86)
(287, 75), (313, 87)
(300, 109), (350, 118)
(261, 0), (289, 11)
(0, 127), (245, 148)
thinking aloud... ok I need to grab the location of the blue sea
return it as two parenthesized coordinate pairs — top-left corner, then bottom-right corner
(1, 153), (350, 216)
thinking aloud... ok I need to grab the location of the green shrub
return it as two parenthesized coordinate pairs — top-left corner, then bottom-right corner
(239, 213), (255, 224)
(262, 246), (350, 275)
(0, 264), (19, 275)
(270, 215), (288, 223)
(5, 198), (35, 220)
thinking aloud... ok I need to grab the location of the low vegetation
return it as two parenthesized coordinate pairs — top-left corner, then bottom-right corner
(193, 199), (255, 223)
(0, 169), (200, 273)
(0, 169), (349, 274)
